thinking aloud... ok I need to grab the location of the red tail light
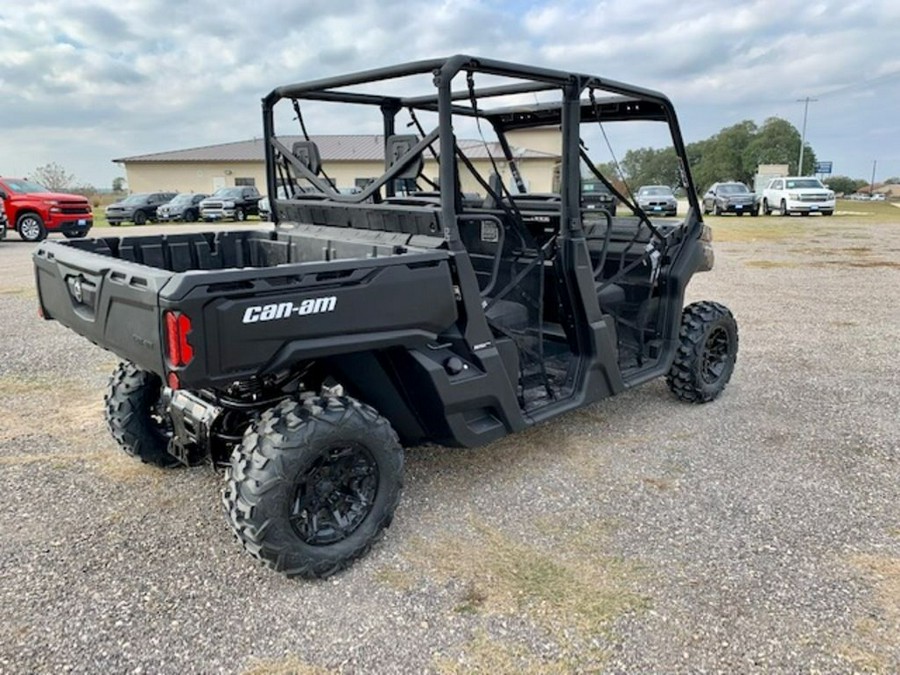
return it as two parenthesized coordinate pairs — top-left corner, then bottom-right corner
(164, 310), (194, 367)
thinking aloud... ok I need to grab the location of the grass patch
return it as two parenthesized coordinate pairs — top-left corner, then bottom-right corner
(709, 220), (810, 244)
(242, 656), (332, 675)
(744, 260), (801, 269)
(0, 375), (103, 445)
(835, 554), (900, 672)
(435, 631), (571, 674)
(412, 520), (645, 670)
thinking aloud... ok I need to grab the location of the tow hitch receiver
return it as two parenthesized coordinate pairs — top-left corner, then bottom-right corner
(166, 390), (221, 464)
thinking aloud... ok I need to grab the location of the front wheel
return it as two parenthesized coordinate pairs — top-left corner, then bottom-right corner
(234, 208), (246, 222)
(133, 210), (148, 225)
(223, 395), (403, 578)
(104, 362), (182, 468)
(779, 200), (789, 217)
(17, 213), (46, 242)
(666, 301), (738, 404)
(763, 198), (772, 216)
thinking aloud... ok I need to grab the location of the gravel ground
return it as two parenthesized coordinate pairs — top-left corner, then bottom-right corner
(0, 219), (897, 674)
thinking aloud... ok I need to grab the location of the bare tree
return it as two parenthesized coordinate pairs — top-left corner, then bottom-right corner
(30, 163), (77, 191)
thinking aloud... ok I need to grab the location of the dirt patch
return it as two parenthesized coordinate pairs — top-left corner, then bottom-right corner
(0, 375), (104, 445)
(408, 519), (645, 671)
(836, 554), (900, 672)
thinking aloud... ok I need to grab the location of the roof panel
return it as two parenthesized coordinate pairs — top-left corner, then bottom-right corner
(113, 135), (557, 163)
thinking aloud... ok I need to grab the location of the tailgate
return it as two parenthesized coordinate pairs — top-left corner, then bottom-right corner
(33, 241), (172, 375)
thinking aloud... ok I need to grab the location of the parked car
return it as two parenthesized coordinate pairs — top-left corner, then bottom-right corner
(870, 193), (886, 202)
(0, 201), (7, 241)
(581, 178), (618, 216)
(636, 185), (678, 216)
(702, 182), (759, 216)
(106, 192), (177, 226)
(761, 177), (835, 216)
(0, 177), (93, 242)
(199, 186), (261, 221)
(157, 193), (208, 222)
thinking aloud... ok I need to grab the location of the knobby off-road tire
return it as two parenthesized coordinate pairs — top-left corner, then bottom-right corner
(666, 301), (738, 403)
(223, 395), (403, 579)
(105, 362), (181, 468)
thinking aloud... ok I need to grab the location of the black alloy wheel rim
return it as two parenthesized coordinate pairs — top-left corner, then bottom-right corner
(701, 326), (731, 384)
(290, 445), (379, 546)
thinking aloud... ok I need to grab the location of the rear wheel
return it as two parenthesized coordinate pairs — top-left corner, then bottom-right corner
(666, 301), (738, 404)
(17, 213), (46, 242)
(104, 362), (181, 468)
(223, 395), (403, 578)
(763, 198), (772, 215)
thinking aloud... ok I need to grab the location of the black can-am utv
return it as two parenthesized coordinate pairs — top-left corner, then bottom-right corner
(33, 56), (737, 578)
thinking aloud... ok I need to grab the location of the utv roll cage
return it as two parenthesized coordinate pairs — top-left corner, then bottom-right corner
(259, 55), (709, 430)
(261, 54), (701, 242)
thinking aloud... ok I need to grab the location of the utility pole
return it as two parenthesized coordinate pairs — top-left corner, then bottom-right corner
(797, 97), (817, 175)
(870, 160), (877, 197)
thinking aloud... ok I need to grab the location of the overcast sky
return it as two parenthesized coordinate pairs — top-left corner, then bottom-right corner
(2, 0), (898, 188)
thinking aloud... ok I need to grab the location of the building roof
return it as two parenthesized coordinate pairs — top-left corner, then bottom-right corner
(112, 135), (558, 164)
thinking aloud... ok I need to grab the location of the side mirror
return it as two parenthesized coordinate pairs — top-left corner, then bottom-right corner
(0, 190), (7, 200)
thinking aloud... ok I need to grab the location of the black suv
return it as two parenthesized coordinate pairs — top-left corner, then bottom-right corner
(581, 178), (618, 215)
(106, 192), (177, 226)
(702, 182), (759, 216)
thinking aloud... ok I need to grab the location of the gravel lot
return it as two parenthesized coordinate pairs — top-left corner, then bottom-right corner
(0, 217), (897, 674)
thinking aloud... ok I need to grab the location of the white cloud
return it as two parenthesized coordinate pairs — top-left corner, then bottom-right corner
(0, 0), (897, 185)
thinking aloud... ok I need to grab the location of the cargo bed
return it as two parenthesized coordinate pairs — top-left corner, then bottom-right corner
(34, 226), (457, 389)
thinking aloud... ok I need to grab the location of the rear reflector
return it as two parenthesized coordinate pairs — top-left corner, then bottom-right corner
(167, 372), (181, 390)
(164, 310), (194, 367)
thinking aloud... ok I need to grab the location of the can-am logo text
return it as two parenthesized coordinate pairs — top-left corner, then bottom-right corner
(242, 296), (337, 324)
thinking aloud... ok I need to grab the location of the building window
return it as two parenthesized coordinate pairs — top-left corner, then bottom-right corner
(234, 177), (256, 186)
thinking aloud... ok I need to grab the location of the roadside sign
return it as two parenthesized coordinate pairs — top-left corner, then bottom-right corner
(815, 161), (833, 174)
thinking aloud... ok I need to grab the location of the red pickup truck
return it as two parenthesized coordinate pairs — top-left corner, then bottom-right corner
(0, 177), (93, 242)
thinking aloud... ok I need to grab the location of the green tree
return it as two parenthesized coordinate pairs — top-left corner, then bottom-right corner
(691, 121), (757, 190)
(742, 117), (816, 176)
(618, 146), (680, 189)
(112, 177), (126, 193)
(824, 176), (867, 195)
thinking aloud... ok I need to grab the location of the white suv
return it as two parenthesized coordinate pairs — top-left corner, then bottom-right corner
(762, 177), (835, 216)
